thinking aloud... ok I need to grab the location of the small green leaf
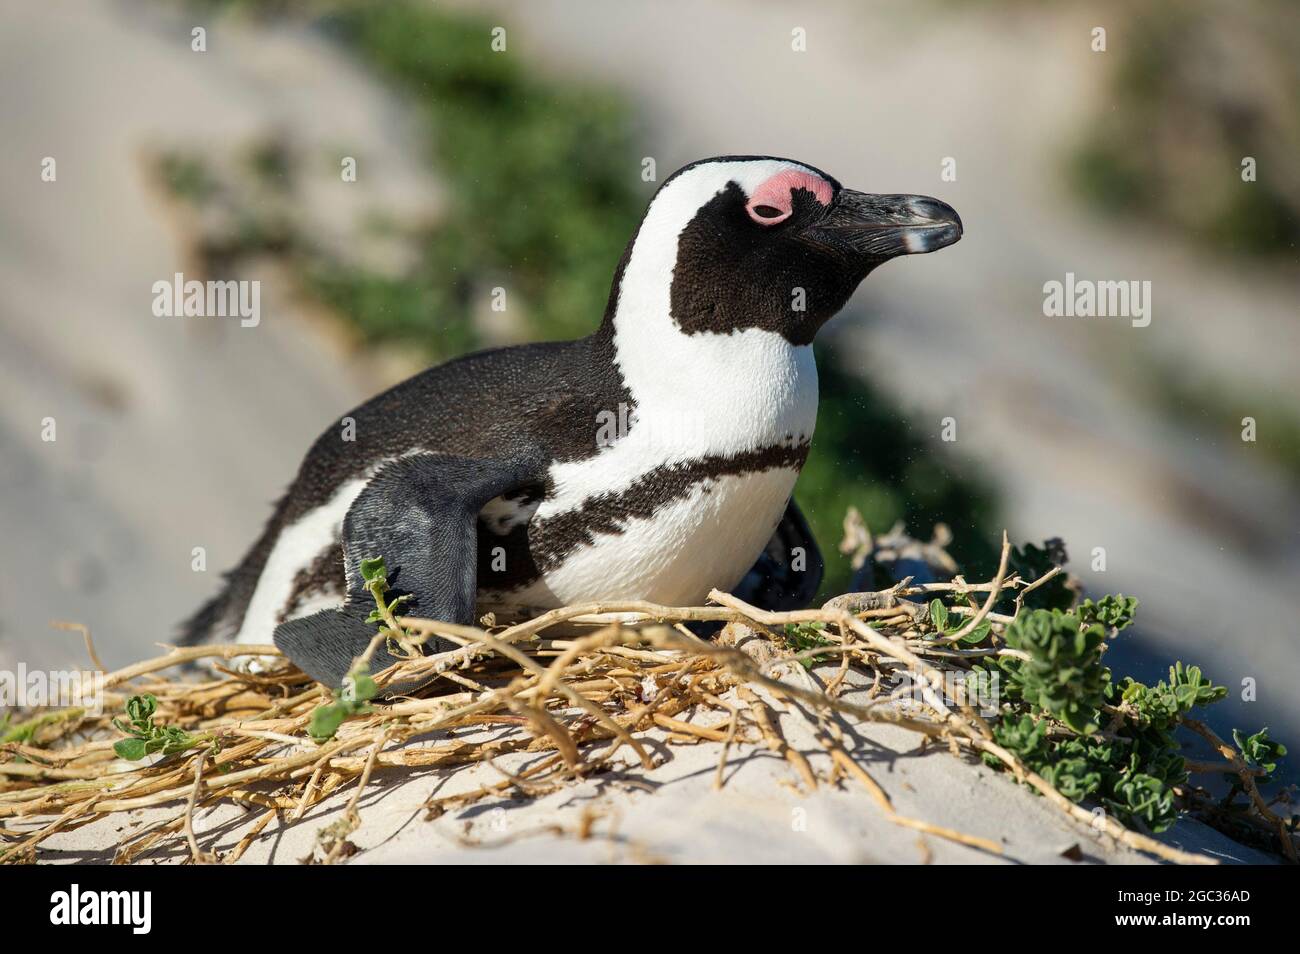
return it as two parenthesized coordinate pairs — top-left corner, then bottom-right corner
(112, 694), (200, 760)
(928, 599), (949, 633)
(1077, 595), (1138, 632)
(126, 694), (157, 725)
(960, 621), (992, 645)
(309, 704), (348, 742)
(359, 557), (387, 584)
(1234, 726), (1286, 780)
(114, 738), (149, 761)
(348, 671), (378, 703)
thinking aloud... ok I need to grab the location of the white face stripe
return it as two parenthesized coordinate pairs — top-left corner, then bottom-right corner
(655, 158), (828, 220)
(625, 161), (826, 308)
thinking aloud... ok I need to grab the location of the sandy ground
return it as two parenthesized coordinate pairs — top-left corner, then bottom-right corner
(20, 665), (1274, 865)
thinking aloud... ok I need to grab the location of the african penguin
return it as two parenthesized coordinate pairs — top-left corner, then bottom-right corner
(181, 156), (962, 689)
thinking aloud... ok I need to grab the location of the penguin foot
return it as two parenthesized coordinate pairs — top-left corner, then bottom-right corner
(273, 604), (442, 697)
(274, 453), (540, 695)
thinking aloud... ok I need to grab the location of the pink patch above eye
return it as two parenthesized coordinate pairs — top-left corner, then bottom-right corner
(745, 168), (834, 225)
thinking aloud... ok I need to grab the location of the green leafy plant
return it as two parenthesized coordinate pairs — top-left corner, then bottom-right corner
(998, 609), (1110, 735)
(1234, 727), (1286, 782)
(359, 555), (414, 652)
(1038, 754), (1103, 803)
(1077, 594), (1138, 632)
(112, 694), (206, 761)
(1002, 541), (1076, 612)
(1119, 662), (1228, 731)
(964, 565), (1287, 837)
(308, 668), (379, 743)
(990, 713), (1048, 762)
(1, 708), (85, 747)
(1068, 7), (1300, 259)
(1106, 770), (1177, 832)
(781, 621), (834, 669)
(927, 598), (990, 645)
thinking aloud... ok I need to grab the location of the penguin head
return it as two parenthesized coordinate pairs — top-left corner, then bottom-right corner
(611, 156), (962, 346)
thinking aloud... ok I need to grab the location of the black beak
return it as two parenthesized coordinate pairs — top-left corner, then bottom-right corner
(808, 190), (963, 261)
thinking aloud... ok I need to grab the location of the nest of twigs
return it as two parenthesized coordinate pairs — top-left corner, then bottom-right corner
(0, 538), (1274, 865)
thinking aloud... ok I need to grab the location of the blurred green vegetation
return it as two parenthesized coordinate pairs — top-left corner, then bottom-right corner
(1065, 0), (1300, 503)
(322, 2), (643, 348)
(165, 0), (1002, 597)
(1068, 1), (1300, 257)
(1090, 334), (1300, 490)
(155, 153), (217, 203)
(1138, 358), (1300, 488)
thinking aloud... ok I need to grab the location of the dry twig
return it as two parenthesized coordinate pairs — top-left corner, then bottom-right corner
(1, 565), (1260, 867)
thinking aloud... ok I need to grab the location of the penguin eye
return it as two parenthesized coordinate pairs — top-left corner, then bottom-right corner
(746, 201), (792, 226)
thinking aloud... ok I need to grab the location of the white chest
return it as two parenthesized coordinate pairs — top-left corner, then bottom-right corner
(498, 328), (819, 608)
(511, 463), (803, 607)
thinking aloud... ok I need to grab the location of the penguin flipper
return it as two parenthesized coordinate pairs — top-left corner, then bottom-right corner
(731, 498), (823, 611)
(274, 452), (540, 693)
